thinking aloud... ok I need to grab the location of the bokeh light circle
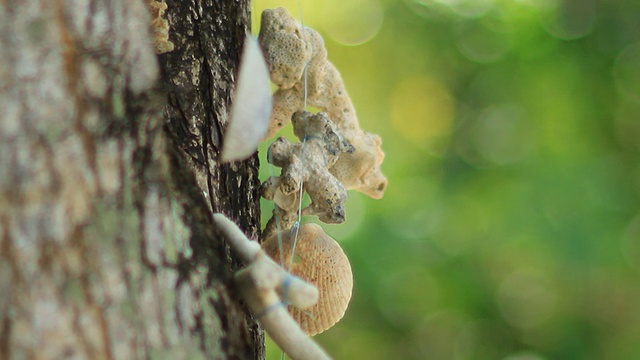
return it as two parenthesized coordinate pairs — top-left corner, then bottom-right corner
(497, 270), (557, 329)
(614, 43), (640, 103)
(543, 0), (596, 40)
(413, 0), (495, 18)
(376, 268), (440, 328)
(391, 77), (455, 147)
(457, 104), (536, 167)
(621, 215), (640, 272)
(319, 0), (384, 46)
(456, 22), (511, 63)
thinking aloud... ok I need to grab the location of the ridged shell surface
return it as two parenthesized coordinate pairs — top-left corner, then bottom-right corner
(262, 223), (353, 335)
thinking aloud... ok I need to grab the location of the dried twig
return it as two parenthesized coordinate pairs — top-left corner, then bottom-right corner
(212, 213), (332, 360)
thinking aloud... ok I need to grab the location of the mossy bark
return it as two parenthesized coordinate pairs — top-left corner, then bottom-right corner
(0, 0), (263, 358)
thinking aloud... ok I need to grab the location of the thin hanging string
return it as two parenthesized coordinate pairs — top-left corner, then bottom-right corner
(288, 0), (310, 272)
(266, 0), (310, 270)
(252, 4), (307, 359)
(250, 5), (289, 358)
(279, 9), (310, 360)
(267, 150), (286, 268)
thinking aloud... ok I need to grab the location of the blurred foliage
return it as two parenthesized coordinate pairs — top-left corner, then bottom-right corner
(252, 0), (640, 358)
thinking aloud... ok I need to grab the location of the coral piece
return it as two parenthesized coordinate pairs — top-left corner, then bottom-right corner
(330, 132), (387, 199)
(258, 8), (313, 90)
(262, 224), (353, 336)
(259, 7), (387, 199)
(259, 7), (360, 138)
(147, 0), (175, 54)
(262, 205), (299, 240)
(262, 112), (354, 229)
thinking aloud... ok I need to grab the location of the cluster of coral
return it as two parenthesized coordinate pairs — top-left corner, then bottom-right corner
(257, 8), (388, 336)
(259, 7), (388, 238)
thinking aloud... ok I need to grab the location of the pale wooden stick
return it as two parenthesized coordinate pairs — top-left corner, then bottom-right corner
(212, 213), (331, 360)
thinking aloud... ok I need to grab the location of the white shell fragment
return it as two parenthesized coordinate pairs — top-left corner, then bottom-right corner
(220, 35), (273, 162)
(263, 224), (353, 336)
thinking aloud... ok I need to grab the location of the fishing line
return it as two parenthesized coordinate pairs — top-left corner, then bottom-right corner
(280, 3), (311, 358)
(256, 0), (289, 269)
(267, 149), (286, 268)
(288, 0), (310, 272)
(251, 3), (311, 359)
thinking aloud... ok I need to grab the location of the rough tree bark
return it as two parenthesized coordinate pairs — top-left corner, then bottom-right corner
(0, 0), (264, 359)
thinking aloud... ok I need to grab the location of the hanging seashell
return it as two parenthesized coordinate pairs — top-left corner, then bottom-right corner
(262, 224), (353, 336)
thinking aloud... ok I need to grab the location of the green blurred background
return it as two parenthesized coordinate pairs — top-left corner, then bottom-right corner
(252, 0), (640, 358)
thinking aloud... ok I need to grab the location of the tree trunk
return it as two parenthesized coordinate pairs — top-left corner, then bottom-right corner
(0, 0), (263, 358)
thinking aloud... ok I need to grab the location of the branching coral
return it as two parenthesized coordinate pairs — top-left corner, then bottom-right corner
(259, 8), (358, 136)
(261, 111), (354, 237)
(330, 132), (387, 199)
(259, 7), (388, 203)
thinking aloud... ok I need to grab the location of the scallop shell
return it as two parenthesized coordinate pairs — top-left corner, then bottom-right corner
(262, 223), (353, 336)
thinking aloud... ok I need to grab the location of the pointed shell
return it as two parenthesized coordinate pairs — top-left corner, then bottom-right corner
(262, 224), (353, 336)
(220, 36), (272, 162)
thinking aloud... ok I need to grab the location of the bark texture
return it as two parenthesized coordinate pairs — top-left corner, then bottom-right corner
(0, 0), (263, 358)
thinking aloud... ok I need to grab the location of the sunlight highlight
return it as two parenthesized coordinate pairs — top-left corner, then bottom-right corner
(391, 77), (455, 147)
(317, 0), (384, 46)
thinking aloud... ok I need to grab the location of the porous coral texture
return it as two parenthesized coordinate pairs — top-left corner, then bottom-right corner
(259, 7), (387, 200)
(330, 132), (387, 199)
(259, 7), (358, 138)
(259, 7), (313, 90)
